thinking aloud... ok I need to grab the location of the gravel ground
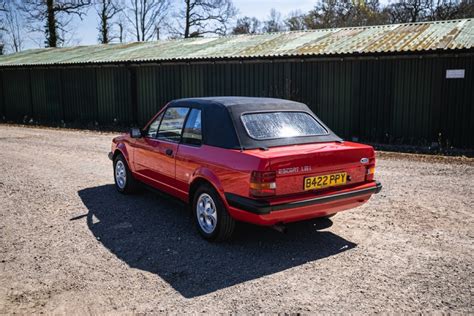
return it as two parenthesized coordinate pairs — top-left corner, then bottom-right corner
(0, 125), (473, 314)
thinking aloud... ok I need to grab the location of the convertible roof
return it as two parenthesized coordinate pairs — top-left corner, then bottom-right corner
(174, 96), (301, 107)
(169, 97), (342, 150)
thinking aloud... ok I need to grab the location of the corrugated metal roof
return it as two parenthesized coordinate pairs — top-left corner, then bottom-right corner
(0, 19), (472, 67)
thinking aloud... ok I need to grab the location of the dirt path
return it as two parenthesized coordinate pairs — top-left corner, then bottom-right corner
(0, 125), (472, 314)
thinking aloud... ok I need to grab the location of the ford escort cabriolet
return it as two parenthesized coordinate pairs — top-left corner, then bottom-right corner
(109, 97), (382, 241)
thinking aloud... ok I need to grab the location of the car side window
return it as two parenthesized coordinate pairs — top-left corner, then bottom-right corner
(146, 112), (164, 138)
(157, 107), (189, 142)
(182, 109), (202, 146)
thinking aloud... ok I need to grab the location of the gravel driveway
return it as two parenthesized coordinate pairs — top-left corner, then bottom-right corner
(0, 125), (472, 313)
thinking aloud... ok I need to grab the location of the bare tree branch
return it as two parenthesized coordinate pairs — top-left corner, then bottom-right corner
(285, 10), (306, 31)
(232, 16), (261, 34)
(18, 0), (91, 47)
(263, 8), (285, 32)
(304, 0), (389, 28)
(0, 0), (7, 32)
(4, 1), (24, 52)
(174, 0), (237, 38)
(0, 0), (25, 53)
(125, 0), (170, 41)
(96, 0), (123, 44)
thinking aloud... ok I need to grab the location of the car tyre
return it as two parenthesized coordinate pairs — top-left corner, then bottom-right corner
(113, 154), (139, 194)
(193, 184), (235, 241)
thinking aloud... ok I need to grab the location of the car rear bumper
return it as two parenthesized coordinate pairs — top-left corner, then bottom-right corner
(225, 181), (382, 225)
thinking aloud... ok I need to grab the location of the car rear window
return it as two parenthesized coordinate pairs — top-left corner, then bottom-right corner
(241, 112), (327, 140)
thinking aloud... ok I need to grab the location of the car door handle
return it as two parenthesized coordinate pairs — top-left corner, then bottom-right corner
(165, 148), (173, 157)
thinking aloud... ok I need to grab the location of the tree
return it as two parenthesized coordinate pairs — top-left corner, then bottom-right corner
(2, 0), (24, 52)
(285, 10), (306, 31)
(345, 0), (388, 26)
(385, 0), (431, 23)
(0, 1), (6, 50)
(96, 0), (123, 44)
(125, 0), (170, 41)
(303, 0), (389, 29)
(232, 16), (260, 34)
(0, 1), (5, 28)
(116, 12), (128, 43)
(263, 8), (285, 32)
(19, 0), (91, 48)
(174, 0), (238, 38)
(0, 31), (4, 55)
(457, 0), (474, 17)
(427, 0), (474, 20)
(429, 0), (460, 19)
(304, 0), (351, 29)
(0, 1), (4, 54)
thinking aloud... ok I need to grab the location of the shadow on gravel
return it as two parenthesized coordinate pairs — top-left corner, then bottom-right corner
(78, 184), (356, 298)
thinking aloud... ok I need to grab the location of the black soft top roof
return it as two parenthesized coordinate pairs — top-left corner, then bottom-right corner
(168, 97), (342, 150)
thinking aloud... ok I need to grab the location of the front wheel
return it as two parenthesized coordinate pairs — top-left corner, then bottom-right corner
(113, 154), (139, 194)
(193, 184), (235, 241)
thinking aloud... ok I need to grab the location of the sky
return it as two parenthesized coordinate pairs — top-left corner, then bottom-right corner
(22, 0), (317, 49)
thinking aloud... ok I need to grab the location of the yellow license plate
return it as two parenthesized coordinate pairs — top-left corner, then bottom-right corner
(304, 172), (347, 190)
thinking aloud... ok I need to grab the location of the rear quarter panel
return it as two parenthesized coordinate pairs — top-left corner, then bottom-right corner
(175, 145), (268, 200)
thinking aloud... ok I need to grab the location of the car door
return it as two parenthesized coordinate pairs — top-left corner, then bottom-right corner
(175, 108), (203, 194)
(133, 107), (190, 194)
(133, 111), (164, 179)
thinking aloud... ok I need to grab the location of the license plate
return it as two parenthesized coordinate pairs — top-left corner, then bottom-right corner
(304, 172), (347, 190)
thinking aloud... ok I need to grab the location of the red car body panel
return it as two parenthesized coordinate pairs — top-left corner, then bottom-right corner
(111, 98), (381, 227)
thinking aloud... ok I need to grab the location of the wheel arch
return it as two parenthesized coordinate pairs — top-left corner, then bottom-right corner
(112, 149), (122, 160)
(113, 143), (131, 166)
(188, 170), (225, 206)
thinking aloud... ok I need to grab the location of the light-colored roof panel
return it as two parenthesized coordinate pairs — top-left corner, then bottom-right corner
(0, 19), (472, 67)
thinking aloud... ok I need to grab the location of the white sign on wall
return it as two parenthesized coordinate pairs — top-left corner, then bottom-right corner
(446, 69), (465, 79)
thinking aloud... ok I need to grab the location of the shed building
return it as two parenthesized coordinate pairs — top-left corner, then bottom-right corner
(0, 19), (473, 147)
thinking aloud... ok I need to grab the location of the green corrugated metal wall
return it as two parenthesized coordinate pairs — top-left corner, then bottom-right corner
(0, 53), (473, 148)
(30, 68), (63, 122)
(3, 69), (31, 120)
(0, 71), (4, 119)
(62, 67), (98, 122)
(136, 66), (158, 124)
(96, 66), (132, 124)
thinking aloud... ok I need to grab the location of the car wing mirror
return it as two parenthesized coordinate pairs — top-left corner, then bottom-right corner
(130, 127), (142, 138)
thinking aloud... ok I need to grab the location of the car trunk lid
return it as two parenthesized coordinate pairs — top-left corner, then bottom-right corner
(247, 141), (375, 196)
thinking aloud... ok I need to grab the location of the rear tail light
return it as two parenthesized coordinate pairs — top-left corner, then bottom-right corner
(366, 165), (375, 181)
(250, 171), (276, 197)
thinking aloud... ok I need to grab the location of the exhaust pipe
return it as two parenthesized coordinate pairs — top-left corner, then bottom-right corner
(271, 223), (287, 233)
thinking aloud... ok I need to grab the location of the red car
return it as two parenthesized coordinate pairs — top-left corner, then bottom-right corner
(109, 97), (382, 241)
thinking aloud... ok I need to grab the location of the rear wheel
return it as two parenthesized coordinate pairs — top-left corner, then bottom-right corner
(113, 154), (139, 194)
(193, 184), (235, 241)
